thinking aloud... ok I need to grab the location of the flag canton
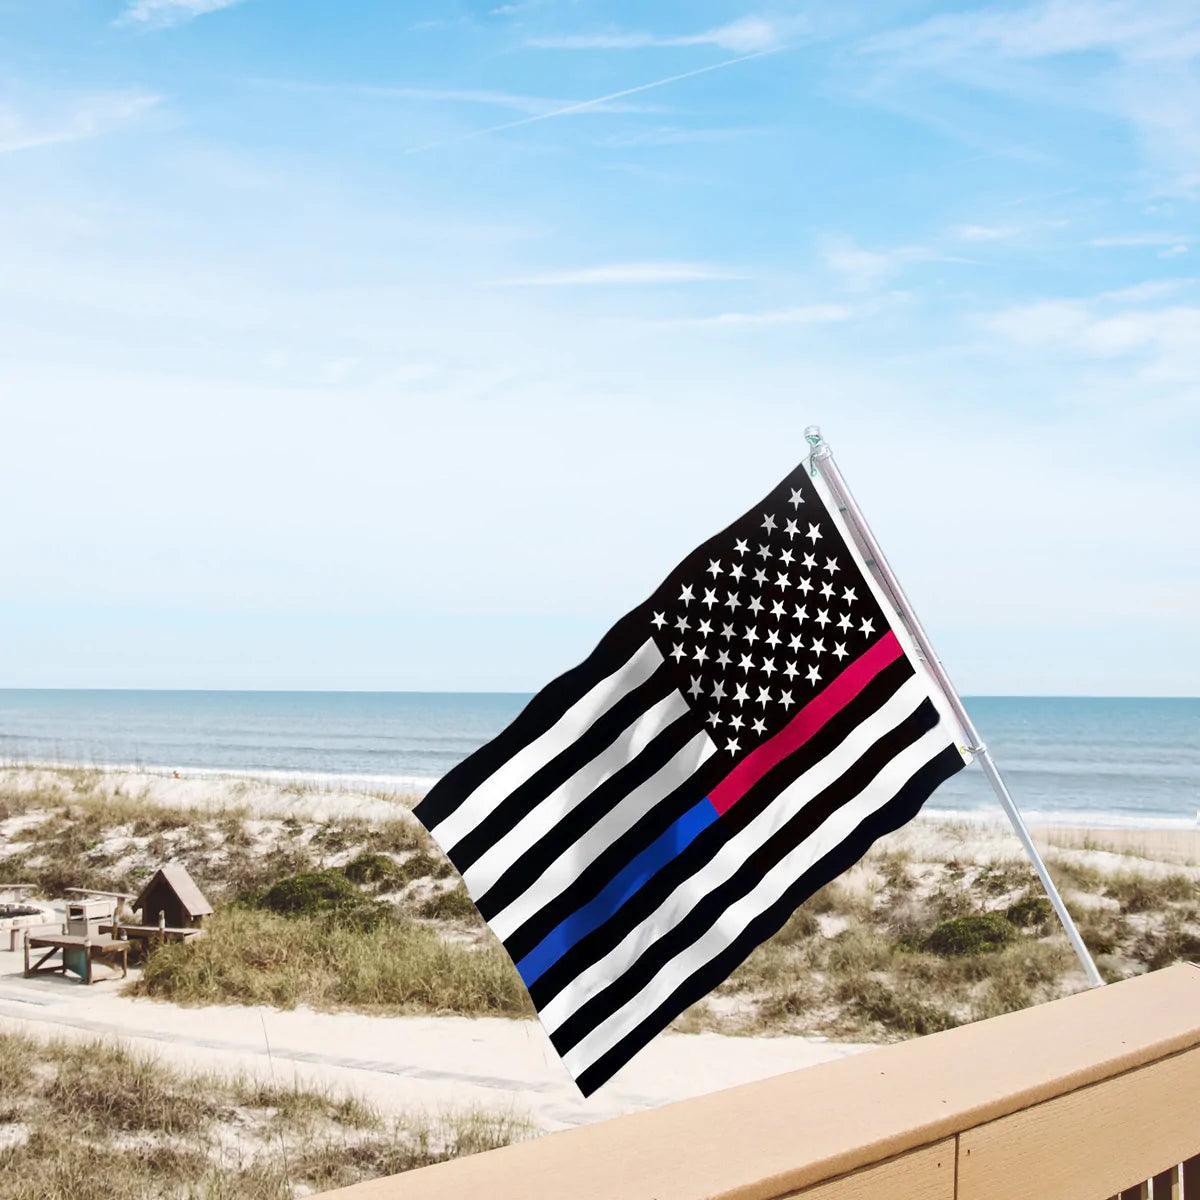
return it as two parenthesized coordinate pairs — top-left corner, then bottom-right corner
(645, 468), (889, 757)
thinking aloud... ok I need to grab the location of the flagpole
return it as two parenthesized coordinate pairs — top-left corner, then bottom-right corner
(804, 426), (1105, 989)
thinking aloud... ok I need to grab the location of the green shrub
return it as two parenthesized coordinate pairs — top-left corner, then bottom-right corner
(1005, 895), (1053, 931)
(924, 913), (1016, 957)
(343, 852), (404, 889)
(419, 884), (479, 922)
(255, 869), (363, 917)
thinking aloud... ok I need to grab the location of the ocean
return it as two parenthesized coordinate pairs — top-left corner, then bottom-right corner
(0, 690), (1196, 829)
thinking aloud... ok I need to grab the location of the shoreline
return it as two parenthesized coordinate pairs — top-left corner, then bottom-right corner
(2, 758), (1195, 832)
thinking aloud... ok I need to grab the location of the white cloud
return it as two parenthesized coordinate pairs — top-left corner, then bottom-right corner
(949, 223), (1023, 241)
(119, 0), (244, 27)
(530, 16), (790, 53)
(821, 238), (956, 291)
(983, 295), (1200, 383)
(0, 90), (160, 155)
(863, 1), (1200, 194)
(672, 303), (857, 327)
(1097, 279), (1194, 302)
(491, 261), (742, 286)
(309, 84), (661, 117)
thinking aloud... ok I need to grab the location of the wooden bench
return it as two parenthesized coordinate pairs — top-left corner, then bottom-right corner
(24, 933), (130, 984)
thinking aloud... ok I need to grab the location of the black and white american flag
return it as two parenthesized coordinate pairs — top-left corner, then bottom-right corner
(415, 457), (972, 1095)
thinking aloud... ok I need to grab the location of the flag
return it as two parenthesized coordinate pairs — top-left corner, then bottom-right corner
(415, 457), (971, 1095)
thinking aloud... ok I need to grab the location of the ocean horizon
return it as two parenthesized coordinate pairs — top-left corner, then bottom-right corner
(0, 688), (1197, 830)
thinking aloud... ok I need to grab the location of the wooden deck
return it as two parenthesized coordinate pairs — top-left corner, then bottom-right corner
(317, 963), (1200, 1200)
(24, 934), (130, 984)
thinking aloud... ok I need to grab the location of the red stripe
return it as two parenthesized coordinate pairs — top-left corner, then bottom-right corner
(708, 631), (905, 816)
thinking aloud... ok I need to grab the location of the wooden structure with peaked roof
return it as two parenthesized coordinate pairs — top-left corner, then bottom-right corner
(133, 862), (213, 929)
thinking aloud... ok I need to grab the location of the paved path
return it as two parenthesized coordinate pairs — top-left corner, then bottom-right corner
(0, 947), (869, 1131)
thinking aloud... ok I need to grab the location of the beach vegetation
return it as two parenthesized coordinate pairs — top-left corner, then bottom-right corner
(923, 913), (1017, 956)
(0, 1028), (529, 1200)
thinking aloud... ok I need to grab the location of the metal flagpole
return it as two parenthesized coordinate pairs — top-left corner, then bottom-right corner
(804, 426), (1105, 989)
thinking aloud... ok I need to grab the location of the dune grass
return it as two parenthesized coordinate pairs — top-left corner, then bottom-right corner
(0, 1029), (530, 1200)
(131, 906), (532, 1017)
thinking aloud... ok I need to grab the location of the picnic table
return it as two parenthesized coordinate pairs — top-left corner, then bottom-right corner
(100, 921), (205, 948)
(24, 932), (130, 984)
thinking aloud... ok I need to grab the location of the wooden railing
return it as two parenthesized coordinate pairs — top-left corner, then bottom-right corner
(323, 963), (1200, 1199)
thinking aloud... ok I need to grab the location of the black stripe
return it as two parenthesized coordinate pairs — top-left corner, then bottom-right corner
(414, 609), (650, 833)
(550, 697), (942, 1057)
(475, 706), (707, 923)
(498, 749), (726, 963)
(573, 742), (966, 1096)
(526, 653), (915, 1010)
(447, 664), (678, 872)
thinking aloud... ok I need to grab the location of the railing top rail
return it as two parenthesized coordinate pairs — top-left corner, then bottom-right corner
(323, 964), (1200, 1200)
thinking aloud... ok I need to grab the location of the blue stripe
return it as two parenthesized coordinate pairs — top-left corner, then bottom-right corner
(515, 797), (719, 987)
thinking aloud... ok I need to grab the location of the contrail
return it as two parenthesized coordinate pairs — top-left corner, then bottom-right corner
(405, 45), (784, 153)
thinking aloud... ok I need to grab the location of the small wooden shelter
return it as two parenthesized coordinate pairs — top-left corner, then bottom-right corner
(133, 863), (213, 929)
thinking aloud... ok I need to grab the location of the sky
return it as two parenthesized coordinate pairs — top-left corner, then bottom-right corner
(0, 0), (1198, 695)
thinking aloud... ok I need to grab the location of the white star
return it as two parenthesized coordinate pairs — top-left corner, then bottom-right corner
(762, 657), (777, 676)
(860, 617), (876, 637)
(651, 611), (666, 629)
(707, 559), (723, 578)
(775, 571), (791, 590)
(824, 557), (839, 575)
(756, 543), (771, 560)
(765, 629), (781, 648)
(671, 643), (686, 662)
(780, 689), (795, 709)
(693, 644), (709, 664)
(788, 487), (804, 508)
(752, 567), (768, 585)
(780, 548), (795, 566)
(680, 584), (694, 605)
(798, 577), (814, 595)
(793, 603), (808, 623)
(748, 596), (763, 616)
(725, 737), (740, 755)
(688, 675), (703, 698)
(743, 625), (760, 644)
(702, 588), (718, 609)
(733, 682), (750, 704)
(738, 655), (754, 675)
(761, 513), (777, 532)
(820, 581), (835, 600)
(721, 622), (735, 640)
(697, 618), (713, 637)
(711, 679), (727, 701)
(806, 664), (821, 685)
(802, 552), (817, 570)
(756, 686), (771, 707)
(751, 717), (766, 735)
(784, 518), (800, 540)
(675, 614), (690, 633)
(816, 609), (831, 628)
(734, 538), (749, 556)
(806, 523), (822, 543)
(708, 711), (723, 728)
(837, 613), (852, 632)
(716, 649), (731, 668)
(730, 562), (745, 581)
(788, 633), (804, 652)
(724, 592), (742, 610)
(784, 660), (799, 679)
(833, 642), (848, 661)
(771, 599), (785, 619)
(811, 638), (826, 656)
(842, 587), (857, 604)
(729, 713), (744, 730)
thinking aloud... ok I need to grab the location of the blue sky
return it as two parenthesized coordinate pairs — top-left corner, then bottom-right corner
(1, 0), (1197, 694)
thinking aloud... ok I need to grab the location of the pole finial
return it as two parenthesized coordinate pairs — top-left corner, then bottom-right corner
(804, 425), (829, 474)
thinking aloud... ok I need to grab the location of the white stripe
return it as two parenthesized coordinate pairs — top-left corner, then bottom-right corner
(539, 674), (928, 1034)
(488, 729), (718, 942)
(564, 719), (954, 1077)
(463, 690), (691, 898)
(431, 639), (663, 852)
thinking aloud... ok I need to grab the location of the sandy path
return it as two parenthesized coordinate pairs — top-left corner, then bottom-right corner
(0, 947), (869, 1132)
